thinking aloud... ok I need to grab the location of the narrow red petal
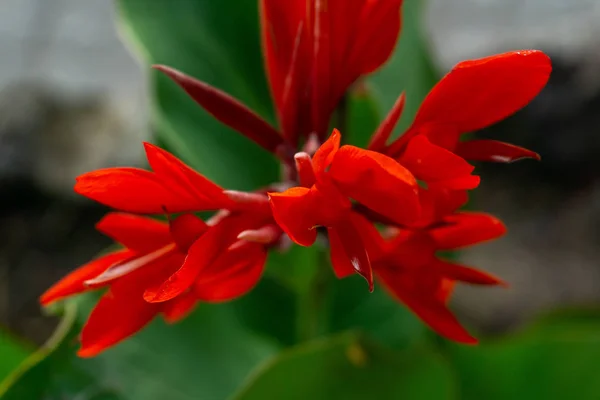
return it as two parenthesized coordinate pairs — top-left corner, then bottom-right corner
(427, 175), (481, 191)
(40, 250), (133, 306)
(416, 187), (468, 227)
(433, 259), (506, 286)
(329, 145), (420, 225)
(455, 139), (541, 162)
(95, 213), (171, 253)
(368, 92), (405, 152)
(411, 50), (551, 135)
(153, 65), (283, 153)
(169, 213), (208, 252)
(311, 0), (332, 136)
(398, 135), (477, 188)
(268, 187), (317, 246)
(143, 143), (233, 209)
(280, 22), (307, 143)
(330, 222), (373, 291)
(161, 291), (198, 324)
(430, 212), (507, 250)
(328, 227), (356, 279)
(237, 224), (282, 245)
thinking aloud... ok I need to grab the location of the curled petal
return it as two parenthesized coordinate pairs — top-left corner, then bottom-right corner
(95, 213), (171, 253)
(40, 250), (133, 305)
(328, 221), (373, 291)
(294, 152), (317, 187)
(237, 224), (282, 245)
(153, 65), (283, 153)
(144, 215), (247, 303)
(161, 291), (198, 324)
(455, 139), (541, 163)
(169, 213), (208, 252)
(195, 244), (267, 302)
(411, 50), (551, 135)
(329, 145), (420, 225)
(312, 129), (341, 178)
(430, 212), (507, 250)
(268, 187), (317, 246)
(399, 135), (478, 189)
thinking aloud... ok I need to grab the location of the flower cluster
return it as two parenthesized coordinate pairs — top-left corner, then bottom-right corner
(41, 0), (551, 356)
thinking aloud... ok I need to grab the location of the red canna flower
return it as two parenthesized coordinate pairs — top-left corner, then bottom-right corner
(268, 129), (420, 290)
(369, 51), (551, 178)
(371, 188), (507, 343)
(41, 212), (268, 357)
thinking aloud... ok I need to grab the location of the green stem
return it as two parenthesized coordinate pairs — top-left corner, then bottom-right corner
(295, 246), (332, 343)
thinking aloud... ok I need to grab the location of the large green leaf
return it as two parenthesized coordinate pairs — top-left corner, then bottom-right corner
(75, 295), (279, 400)
(232, 332), (456, 400)
(448, 310), (600, 399)
(116, 0), (279, 189)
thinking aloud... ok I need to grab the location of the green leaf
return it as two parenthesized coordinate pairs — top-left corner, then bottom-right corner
(448, 310), (600, 399)
(74, 295), (279, 400)
(0, 331), (32, 382)
(232, 332), (456, 400)
(116, 0), (279, 189)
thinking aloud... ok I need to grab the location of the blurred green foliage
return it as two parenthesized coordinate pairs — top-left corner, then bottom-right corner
(2, 1), (600, 399)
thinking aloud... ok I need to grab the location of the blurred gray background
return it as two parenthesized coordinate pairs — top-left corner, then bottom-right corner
(1, 0), (599, 342)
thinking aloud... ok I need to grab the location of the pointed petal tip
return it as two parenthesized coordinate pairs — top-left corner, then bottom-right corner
(76, 346), (100, 358)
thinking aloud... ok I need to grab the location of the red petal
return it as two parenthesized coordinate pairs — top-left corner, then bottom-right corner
(143, 143), (232, 209)
(78, 286), (160, 357)
(161, 291), (198, 324)
(153, 65), (283, 153)
(411, 50), (551, 136)
(398, 135), (477, 189)
(144, 215), (246, 302)
(455, 139), (541, 162)
(280, 23), (307, 142)
(328, 227), (356, 279)
(169, 213), (208, 251)
(194, 244), (266, 302)
(259, 0), (307, 112)
(378, 269), (477, 344)
(294, 152), (317, 187)
(312, 129), (341, 177)
(416, 187), (468, 227)
(40, 250), (133, 306)
(427, 175), (481, 191)
(430, 212), (507, 250)
(268, 187), (318, 246)
(329, 221), (373, 291)
(95, 213), (171, 253)
(329, 145), (420, 225)
(368, 92), (405, 152)
(433, 259), (506, 286)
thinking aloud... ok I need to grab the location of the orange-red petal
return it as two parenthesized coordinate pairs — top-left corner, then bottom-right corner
(329, 221), (373, 291)
(95, 213), (171, 253)
(312, 129), (341, 178)
(368, 92), (405, 152)
(411, 50), (551, 136)
(398, 135), (478, 190)
(169, 213), (208, 252)
(268, 187), (318, 246)
(40, 250), (133, 306)
(329, 145), (420, 225)
(161, 291), (198, 324)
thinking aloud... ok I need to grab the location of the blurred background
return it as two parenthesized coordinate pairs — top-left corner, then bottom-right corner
(1, 0), (600, 398)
